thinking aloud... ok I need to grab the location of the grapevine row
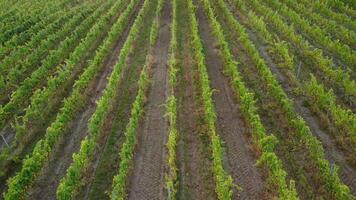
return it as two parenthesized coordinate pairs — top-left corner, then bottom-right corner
(1, 2), (98, 98)
(262, 0), (356, 69)
(164, 0), (179, 198)
(227, 0), (353, 198)
(244, 9), (356, 159)
(55, 0), (143, 198)
(241, 0), (356, 100)
(0, 3), (87, 99)
(109, 52), (150, 200)
(324, 0), (356, 18)
(2, 0), (133, 198)
(0, 3), (78, 74)
(280, 0), (356, 49)
(0, 0), (115, 175)
(0, 2), (101, 136)
(0, 0), (74, 45)
(203, 0), (298, 199)
(305, 76), (356, 147)
(0, 1), (46, 43)
(298, 0), (356, 30)
(109, 0), (159, 199)
(0, 9), (65, 60)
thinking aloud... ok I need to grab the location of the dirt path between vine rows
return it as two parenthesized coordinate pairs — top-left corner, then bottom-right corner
(24, 2), (142, 199)
(195, 3), (266, 200)
(126, 1), (170, 199)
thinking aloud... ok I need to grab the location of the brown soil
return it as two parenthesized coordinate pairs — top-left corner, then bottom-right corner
(126, 1), (170, 199)
(23, 4), (140, 199)
(195, 3), (267, 200)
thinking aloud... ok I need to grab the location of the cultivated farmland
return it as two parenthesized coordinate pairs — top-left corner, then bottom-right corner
(0, 0), (355, 199)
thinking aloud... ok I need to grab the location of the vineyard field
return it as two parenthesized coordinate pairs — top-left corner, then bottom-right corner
(0, 0), (355, 199)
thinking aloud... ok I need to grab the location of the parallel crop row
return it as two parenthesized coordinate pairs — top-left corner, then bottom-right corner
(164, 0), (179, 198)
(245, 7), (356, 160)
(262, 0), (356, 69)
(0, 3), (78, 73)
(298, 0), (356, 31)
(0, 0), (115, 173)
(243, 0), (356, 100)
(324, 0), (356, 17)
(0, 2), (90, 99)
(0, 7), (64, 60)
(187, 0), (234, 199)
(204, 0), (298, 199)
(3, 0), (131, 198)
(280, 0), (356, 49)
(305, 76), (356, 149)
(109, 0), (157, 199)
(0, 2), (98, 99)
(55, 0), (143, 198)
(0, 0), (73, 45)
(0, 1), (46, 43)
(228, 0), (353, 199)
(0, 2), (100, 138)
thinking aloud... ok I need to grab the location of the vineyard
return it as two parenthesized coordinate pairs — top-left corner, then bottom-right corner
(0, 0), (355, 199)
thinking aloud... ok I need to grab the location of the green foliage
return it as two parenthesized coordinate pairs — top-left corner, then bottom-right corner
(0, 0), (70, 45)
(165, 0), (179, 197)
(0, 2), (99, 133)
(280, 0), (356, 49)
(300, 0), (356, 30)
(0, 5), (69, 61)
(55, 0), (145, 198)
(245, 0), (356, 159)
(149, 0), (164, 46)
(149, 20), (159, 46)
(245, 0), (356, 99)
(263, 0), (355, 70)
(0, 2), (91, 87)
(3, 0), (131, 198)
